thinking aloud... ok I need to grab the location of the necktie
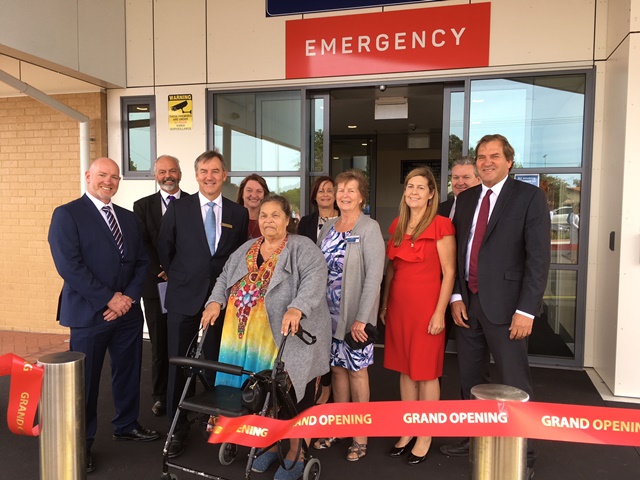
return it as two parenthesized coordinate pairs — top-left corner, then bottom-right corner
(102, 205), (125, 258)
(167, 195), (175, 202)
(204, 201), (216, 255)
(468, 189), (492, 294)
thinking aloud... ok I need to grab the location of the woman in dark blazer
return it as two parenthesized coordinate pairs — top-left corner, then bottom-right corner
(297, 176), (339, 243)
(297, 175), (338, 404)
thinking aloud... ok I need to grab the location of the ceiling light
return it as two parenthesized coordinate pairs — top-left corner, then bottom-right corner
(348, 125), (357, 129)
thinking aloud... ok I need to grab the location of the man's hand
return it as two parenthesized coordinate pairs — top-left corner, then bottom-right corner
(509, 312), (534, 340)
(201, 302), (221, 329)
(107, 292), (132, 317)
(281, 308), (303, 336)
(103, 308), (119, 322)
(451, 300), (470, 328)
(157, 270), (168, 281)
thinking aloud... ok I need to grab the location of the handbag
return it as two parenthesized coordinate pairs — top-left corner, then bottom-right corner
(344, 323), (378, 350)
(241, 370), (271, 413)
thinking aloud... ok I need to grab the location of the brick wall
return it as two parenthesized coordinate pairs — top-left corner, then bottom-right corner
(0, 92), (107, 333)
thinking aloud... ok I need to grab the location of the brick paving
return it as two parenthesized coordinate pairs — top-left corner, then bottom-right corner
(0, 330), (70, 363)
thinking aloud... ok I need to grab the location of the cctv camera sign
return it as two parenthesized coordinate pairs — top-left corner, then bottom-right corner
(168, 94), (193, 130)
(285, 3), (490, 78)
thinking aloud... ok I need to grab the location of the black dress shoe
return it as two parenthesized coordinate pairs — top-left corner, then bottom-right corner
(406, 451), (428, 465)
(113, 423), (161, 442)
(388, 438), (415, 458)
(167, 437), (187, 458)
(152, 400), (166, 416)
(439, 438), (469, 457)
(86, 451), (95, 473)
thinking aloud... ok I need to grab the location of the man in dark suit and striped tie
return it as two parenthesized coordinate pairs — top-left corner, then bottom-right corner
(49, 157), (160, 474)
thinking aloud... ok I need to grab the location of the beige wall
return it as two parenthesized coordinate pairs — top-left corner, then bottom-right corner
(0, 0), (126, 87)
(0, 93), (107, 333)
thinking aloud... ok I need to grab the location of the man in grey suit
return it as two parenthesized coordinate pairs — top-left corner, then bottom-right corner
(158, 150), (248, 458)
(440, 135), (550, 479)
(133, 155), (189, 418)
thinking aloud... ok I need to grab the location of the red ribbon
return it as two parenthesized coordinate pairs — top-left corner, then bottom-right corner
(208, 400), (640, 448)
(0, 354), (44, 436)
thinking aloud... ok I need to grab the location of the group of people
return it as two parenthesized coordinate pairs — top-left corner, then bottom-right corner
(47, 133), (550, 480)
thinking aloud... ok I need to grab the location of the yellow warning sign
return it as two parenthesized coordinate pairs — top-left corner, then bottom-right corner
(168, 94), (193, 130)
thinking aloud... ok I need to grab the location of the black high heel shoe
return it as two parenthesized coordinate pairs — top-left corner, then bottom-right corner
(406, 451), (428, 465)
(387, 438), (415, 458)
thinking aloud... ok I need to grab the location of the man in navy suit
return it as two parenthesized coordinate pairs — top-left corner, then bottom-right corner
(158, 150), (248, 457)
(48, 158), (160, 474)
(440, 135), (550, 479)
(134, 155), (189, 418)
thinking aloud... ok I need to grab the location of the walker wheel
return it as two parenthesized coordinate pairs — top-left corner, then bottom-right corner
(303, 457), (321, 480)
(218, 442), (238, 465)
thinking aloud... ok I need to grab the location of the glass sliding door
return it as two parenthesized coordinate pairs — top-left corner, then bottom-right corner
(468, 72), (591, 365)
(212, 90), (303, 216)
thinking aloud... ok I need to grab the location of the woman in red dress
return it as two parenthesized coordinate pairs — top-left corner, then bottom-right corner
(380, 166), (456, 465)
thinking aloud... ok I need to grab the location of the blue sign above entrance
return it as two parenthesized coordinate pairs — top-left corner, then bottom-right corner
(266, 0), (442, 16)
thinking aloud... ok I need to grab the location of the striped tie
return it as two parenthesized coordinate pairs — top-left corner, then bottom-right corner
(102, 205), (125, 258)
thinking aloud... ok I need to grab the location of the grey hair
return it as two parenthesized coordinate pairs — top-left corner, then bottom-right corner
(451, 155), (479, 177)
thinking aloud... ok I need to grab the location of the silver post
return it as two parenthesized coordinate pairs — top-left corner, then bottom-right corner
(470, 384), (529, 480)
(37, 351), (86, 480)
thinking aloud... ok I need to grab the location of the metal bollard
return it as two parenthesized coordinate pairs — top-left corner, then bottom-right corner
(37, 351), (86, 480)
(470, 384), (529, 480)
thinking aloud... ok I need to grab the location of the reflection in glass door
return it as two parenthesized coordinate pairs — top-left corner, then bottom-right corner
(330, 137), (376, 217)
(468, 73), (591, 365)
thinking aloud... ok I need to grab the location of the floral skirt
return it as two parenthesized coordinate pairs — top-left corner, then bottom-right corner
(329, 338), (374, 371)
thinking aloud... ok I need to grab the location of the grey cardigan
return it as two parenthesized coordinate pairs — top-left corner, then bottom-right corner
(317, 213), (386, 340)
(206, 234), (331, 400)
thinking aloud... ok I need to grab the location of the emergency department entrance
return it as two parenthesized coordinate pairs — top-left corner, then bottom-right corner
(208, 69), (592, 368)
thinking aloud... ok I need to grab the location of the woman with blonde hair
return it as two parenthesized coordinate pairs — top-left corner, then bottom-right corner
(380, 166), (456, 465)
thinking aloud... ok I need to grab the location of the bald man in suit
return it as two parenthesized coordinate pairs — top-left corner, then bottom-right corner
(49, 158), (160, 474)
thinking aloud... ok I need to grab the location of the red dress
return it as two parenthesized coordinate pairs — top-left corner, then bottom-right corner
(383, 215), (455, 381)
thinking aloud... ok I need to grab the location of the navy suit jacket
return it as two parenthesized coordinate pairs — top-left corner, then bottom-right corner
(452, 177), (551, 324)
(133, 190), (189, 298)
(158, 194), (248, 316)
(48, 194), (149, 328)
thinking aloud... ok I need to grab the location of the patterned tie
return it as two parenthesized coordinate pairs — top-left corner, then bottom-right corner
(102, 205), (125, 258)
(204, 201), (216, 255)
(468, 189), (492, 294)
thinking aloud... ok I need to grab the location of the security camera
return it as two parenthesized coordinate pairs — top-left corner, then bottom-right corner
(171, 101), (189, 112)
(379, 85), (387, 92)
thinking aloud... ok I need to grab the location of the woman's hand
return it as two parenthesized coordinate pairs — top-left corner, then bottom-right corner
(379, 307), (387, 325)
(428, 312), (445, 336)
(350, 320), (368, 343)
(201, 302), (221, 329)
(281, 307), (303, 336)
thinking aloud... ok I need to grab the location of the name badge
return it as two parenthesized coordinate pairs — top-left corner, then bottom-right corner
(346, 235), (360, 243)
(221, 222), (233, 229)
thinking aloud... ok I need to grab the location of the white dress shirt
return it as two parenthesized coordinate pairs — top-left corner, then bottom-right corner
(199, 192), (223, 252)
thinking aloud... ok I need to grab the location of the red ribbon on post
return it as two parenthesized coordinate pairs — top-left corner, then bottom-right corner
(208, 400), (640, 448)
(0, 354), (44, 436)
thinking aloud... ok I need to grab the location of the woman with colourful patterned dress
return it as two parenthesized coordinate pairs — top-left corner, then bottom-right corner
(379, 167), (456, 465)
(313, 170), (385, 462)
(201, 195), (330, 480)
